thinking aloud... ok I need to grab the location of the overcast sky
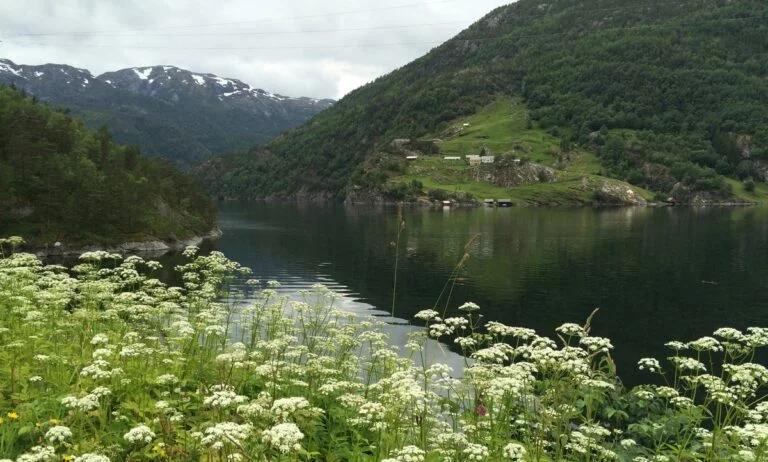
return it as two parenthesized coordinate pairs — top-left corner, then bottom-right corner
(0, 0), (512, 99)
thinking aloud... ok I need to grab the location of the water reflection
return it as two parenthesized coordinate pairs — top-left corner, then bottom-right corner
(165, 203), (768, 386)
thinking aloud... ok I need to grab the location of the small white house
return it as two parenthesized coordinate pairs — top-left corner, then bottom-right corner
(444, 156), (461, 160)
(480, 156), (495, 164)
(406, 155), (419, 161)
(462, 123), (470, 127)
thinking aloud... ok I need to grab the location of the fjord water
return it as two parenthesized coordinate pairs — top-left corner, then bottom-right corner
(203, 203), (768, 385)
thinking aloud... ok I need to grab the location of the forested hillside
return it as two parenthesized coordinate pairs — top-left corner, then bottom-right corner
(200, 0), (768, 202)
(0, 85), (215, 245)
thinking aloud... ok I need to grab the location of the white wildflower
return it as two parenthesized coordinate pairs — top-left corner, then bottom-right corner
(455, 336), (477, 348)
(45, 425), (72, 444)
(123, 425), (155, 444)
(155, 374), (178, 385)
(200, 422), (252, 450)
(392, 445), (425, 462)
(580, 336), (614, 353)
(271, 397), (319, 421)
(503, 442), (527, 460)
(428, 323), (453, 338)
(444, 317), (469, 330)
(73, 455), (110, 462)
(556, 323), (586, 337)
(688, 336), (722, 352)
(15, 446), (56, 462)
(61, 394), (100, 412)
(261, 422), (304, 453)
(458, 302), (480, 312)
(638, 357), (662, 373)
(90, 333), (109, 345)
(414, 309), (440, 321)
(713, 327), (745, 341)
(664, 341), (688, 351)
(463, 443), (489, 461)
(204, 384), (248, 409)
(669, 356), (706, 373)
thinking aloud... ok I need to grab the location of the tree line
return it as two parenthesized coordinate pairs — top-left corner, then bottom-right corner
(0, 85), (215, 245)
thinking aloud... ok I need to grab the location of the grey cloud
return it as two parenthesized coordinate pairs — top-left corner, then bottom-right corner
(0, 0), (511, 99)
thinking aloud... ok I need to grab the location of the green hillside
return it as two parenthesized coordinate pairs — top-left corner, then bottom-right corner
(383, 97), (659, 205)
(200, 0), (768, 203)
(0, 86), (216, 246)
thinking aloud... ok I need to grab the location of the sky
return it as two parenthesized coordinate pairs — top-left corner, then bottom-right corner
(0, 0), (512, 99)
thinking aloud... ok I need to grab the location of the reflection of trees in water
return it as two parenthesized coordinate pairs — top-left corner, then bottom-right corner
(198, 204), (768, 386)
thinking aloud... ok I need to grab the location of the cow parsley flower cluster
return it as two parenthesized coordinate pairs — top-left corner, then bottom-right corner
(44, 425), (72, 444)
(73, 455), (110, 462)
(123, 425), (155, 445)
(203, 384), (248, 409)
(200, 422), (253, 450)
(261, 422), (304, 453)
(15, 446), (56, 462)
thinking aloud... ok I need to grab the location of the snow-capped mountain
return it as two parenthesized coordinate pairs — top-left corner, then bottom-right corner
(99, 65), (332, 121)
(0, 59), (334, 167)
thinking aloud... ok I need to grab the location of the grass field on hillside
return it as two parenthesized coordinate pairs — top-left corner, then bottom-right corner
(391, 97), (653, 205)
(725, 177), (768, 203)
(436, 97), (559, 166)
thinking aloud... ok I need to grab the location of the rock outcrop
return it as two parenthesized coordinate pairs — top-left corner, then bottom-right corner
(33, 228), (223, 257)
(491, 161), (556, 187)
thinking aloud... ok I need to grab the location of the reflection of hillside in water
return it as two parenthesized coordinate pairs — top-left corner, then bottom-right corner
(193, 203), (768, 386)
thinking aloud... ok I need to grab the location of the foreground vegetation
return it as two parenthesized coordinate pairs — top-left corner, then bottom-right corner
(0, 86), (215, 246)
(0, 237), (766, 460)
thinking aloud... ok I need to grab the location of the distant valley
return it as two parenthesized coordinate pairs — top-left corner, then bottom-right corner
(0, 58), (334, 167)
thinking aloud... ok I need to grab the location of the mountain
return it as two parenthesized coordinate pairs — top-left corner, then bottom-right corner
(199, 0), (768, 204)
(0, 59), (334, 167)
(0, 85), (216, 246)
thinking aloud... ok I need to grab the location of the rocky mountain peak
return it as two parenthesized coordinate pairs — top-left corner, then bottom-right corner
(98, 65), (308, 104)
(0, 59), (95, 88)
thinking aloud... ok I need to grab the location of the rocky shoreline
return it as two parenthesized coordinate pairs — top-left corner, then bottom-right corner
(32, 228), (223, 258)
(228, 194), (761, 208)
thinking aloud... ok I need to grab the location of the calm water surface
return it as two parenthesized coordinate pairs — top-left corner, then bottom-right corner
(189, 203), (768, 385)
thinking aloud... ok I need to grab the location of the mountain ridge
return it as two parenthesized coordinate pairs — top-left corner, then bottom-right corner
(199, 0), (768, 203)
(0, 58), (334, 167)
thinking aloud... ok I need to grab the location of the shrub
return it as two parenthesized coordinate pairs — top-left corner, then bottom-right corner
(428, 189), (449, 201)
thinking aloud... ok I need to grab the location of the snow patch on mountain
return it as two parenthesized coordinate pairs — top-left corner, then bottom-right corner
(133, 68), (153, 80)
(0, 62), (24, 78)
(213, 76), (235, 87)
(0, 59), (334, 120)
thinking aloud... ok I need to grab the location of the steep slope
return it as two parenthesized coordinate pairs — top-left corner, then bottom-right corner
(0, 85), (215, 246)
(200, 0), (768, 203)
(0, 60), (334, 167)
